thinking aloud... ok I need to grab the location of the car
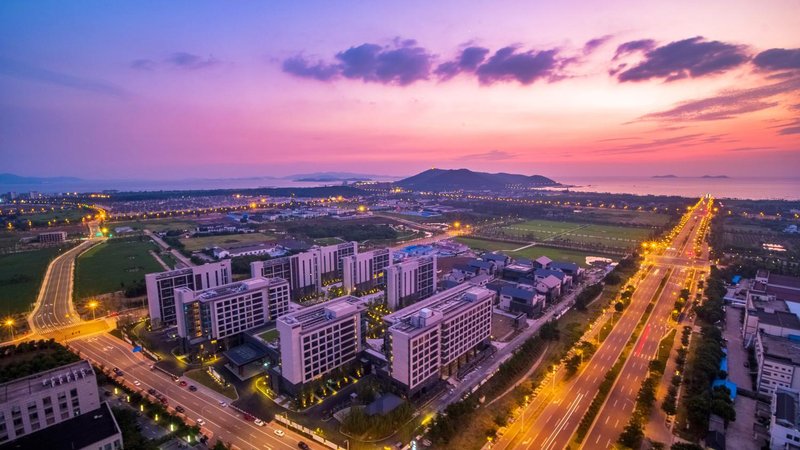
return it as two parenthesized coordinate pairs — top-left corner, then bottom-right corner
(242, 414), (254, 421)
(297, 442), (309, 450)
(179, 380), (187, 387)
(133, 381), (141, 386)
(160, 397), (168, 405)
(175, 406), (185, 413)
(103, 390), (112, 397)
(149, 364), (155, 371)
(219, 401), (228, 408)
(196, 418), (206, 426)
(274, 429), (285, 437)
(188, 385), (198, 392)
(254, 419), (265, 427)
(147, 388), (156, 395)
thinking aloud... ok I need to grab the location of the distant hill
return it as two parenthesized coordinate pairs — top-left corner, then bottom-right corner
(396, 168), (558, 191)
(652, 175), (678, 178)
(0, 173), (83, 185)
(287, 172), (394, 182)
(701, 175), (730, 179)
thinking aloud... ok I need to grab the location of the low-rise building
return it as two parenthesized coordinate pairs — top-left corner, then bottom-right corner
(383, 284), (493, 396)
(343, 248), (392, 292)
(385, 256), (437, 310)
(174, 277), (289, 344)
(145, 260), (232, 327)
(38, 231), (66, 244)
(277, 296), (367, 394)
(0, 360), (101, 444)
(499, 285), (545, 318)
(770, 387), (800, 449)
(755, 332), (800, 396)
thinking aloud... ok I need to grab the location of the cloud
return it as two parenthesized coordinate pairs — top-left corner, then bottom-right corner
(599, 133), (706, 155)
(727, 146), (778, 152)
(615, 37), (749, 82)
(0, 57), (126, 97)
(282, 56), (339, 81)
(335, 41), (433, 85)
(165, 52), (220, 70)
(613, 39), (656, 60)
(640, 76), (800, 121)
(461, 150), (517, 161)
(130, 59), (157, 71)
(583, 35), (613, 55)
(777, 118), (800, 135)
(475, 47), (565, 85)
(753, 48), (800, 71)
(435, 46), (490, 80)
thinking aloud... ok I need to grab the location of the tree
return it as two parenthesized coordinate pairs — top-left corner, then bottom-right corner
(615, 301), (624, 313)
(618, 419), (643, 449)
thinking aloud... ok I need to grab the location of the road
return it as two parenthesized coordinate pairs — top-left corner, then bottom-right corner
(493, 198), (712, 450)
(145, 229), (195, 268)
(69, 333), (323, 450)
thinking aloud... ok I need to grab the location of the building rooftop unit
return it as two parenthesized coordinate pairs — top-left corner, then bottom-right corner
(0, 360), (94, 404)
(278, 296), (367, 331)
(758, 309), (800, 330)
(153, 267), (194, 280)
(0, 402), (119, 450)
(761, 333), (800, 366)
(193, 277), (278, 302)
(386, 284), (493, 337)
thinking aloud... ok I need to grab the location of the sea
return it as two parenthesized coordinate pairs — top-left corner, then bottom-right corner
(0, 176), (797, 201)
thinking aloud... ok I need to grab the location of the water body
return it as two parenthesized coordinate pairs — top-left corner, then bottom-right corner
(545, 176), (800, 200)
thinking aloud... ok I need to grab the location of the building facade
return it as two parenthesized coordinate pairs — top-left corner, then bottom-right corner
(384, 284), (493, 395)
(755, 332), (800, 396)
(145, 260), (232, 327)
(174, 277), (289, 343)
(770, 387), (800, 450)
(385, 256), (437, 310)
(277, 296), (367, 392)
(0, 360), (100, 443)
(343, 248), (392, 292)
(38, 231), (67, 244)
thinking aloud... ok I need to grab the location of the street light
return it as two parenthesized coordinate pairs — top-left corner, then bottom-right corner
(4, 319), (14, 340)
(88, 300), (98, 320)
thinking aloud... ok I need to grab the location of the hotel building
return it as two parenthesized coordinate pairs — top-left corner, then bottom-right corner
(174, 277), (289, 344)
(145, 260), (232, 327)
(385, 256), (437, 310)
(384, 284), (493, 396)
(251, 242), (358, 300)
(277, 296), (367, 393)
(343, 248), (392, 292)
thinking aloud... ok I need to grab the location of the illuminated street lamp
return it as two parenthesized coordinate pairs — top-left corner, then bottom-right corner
(88, 300), (99, 320)
(4, 319), (14, 340)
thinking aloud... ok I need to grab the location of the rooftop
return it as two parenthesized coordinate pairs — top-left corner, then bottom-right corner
(761, 333), (800, 365)
(190, 277), (283, 302)
(0, 402), (119, 450)
(278, 296), (366, 330)
(386, 284), (493, 335)
(770, 273), (800, 291)
(757, 309), (800, 330)
(775, 387), (800, 428)
(0, 360), (94, 404)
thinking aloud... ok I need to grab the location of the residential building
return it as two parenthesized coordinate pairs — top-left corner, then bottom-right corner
(250, 242), (358, 300)
(385, 256), (437, 310)
(38, 231), (66, 244)
(770, 387), (800, 450)
(0, 361), (101, 443)
(755, 332), (800, 396)
(343, 248), (392, 292)
(499, 285), (545, 317)
(550, 261), (582, 278)
(533, 256), (552, 269)
(743, 297), (800, 346)
(145, 261), (232, 327)
(0, 402), (122, 450)
(277, 296), (367, 393)
(482, 252), (511, 270)
(174, 277), (289, 343)
(384, 284), (493, 396)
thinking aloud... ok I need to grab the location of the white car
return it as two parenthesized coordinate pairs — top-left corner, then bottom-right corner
(254, 419), (265, 427)
(273, 429), (285, 437)
(196, 418), (206, 426)
(219, 401), (228, 408)
(133, 380), (141, 386)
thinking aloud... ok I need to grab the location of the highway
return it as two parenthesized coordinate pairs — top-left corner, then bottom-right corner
(493, 198), (712, 450)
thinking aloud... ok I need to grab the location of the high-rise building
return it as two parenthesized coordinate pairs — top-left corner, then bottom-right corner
(251, 242), (358, 300)
(145, 260), (231, 327)
(342, 248), (392, 292)
(277, 296), (367, 392)
(0, 360), (114, 444)
(174, 277), (289, 343)
(385, 256), (437, 310)
(384, 284), (493, 395)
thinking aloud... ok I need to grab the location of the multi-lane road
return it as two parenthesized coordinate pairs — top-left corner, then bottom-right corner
(494, 198), (712, 450)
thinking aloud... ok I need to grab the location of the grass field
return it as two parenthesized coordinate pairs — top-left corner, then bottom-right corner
(500, 219), (653, 248)
(456, 237), (614, 267)
(74, 238), (162, 299)
(112, 218), (202, 233)
(574, 209), (672, 227)
(0, 247), (64, 315)
(18, 208), (89, 224)
(258, 328), (278, 342)
(179, 232), (277, 252)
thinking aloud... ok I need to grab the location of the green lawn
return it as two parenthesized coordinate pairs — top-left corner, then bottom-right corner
(111, 218), (202, 233)
(179, 233), (277, 252)
(456, 236), (616, 267)
(258, 328), (279, 342)
(74, 238), (162, 299)
(0, 247), (64, 315)
(185, 368), (238, 399)
(500, 219), (653, 248)
(313, 237), (345, 246)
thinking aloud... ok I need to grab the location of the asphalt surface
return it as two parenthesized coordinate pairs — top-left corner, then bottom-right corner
(494, 199), (712, 450)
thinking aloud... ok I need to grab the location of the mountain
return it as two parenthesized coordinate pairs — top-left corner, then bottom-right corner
(396, 168), (558, 191)
(0, 173), (83, 185)
(287, 172), (395, 182)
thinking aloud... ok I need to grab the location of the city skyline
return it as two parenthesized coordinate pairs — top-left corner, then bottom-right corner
(1, 0), (799, 179)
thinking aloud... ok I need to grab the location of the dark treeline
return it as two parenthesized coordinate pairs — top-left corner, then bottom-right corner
(102, 185), (365, 202)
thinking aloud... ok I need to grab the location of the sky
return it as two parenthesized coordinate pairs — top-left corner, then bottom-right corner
(1, 0), (799, 180)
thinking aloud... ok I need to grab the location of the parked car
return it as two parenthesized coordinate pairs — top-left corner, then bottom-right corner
(179, 380), (188, 387)
(274, 429), (285, 437)
(188, 385), (198, 392)
(196, 418), (206, 426)
(175, 406), (185, 413)
(242, 414), (254, 421)
(133, 380), (141, 386)
(297, 442), (309, 450)
(147, 388), (156, 395)
(219, 401), (228, 408)
(254, 419), (265, 427)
